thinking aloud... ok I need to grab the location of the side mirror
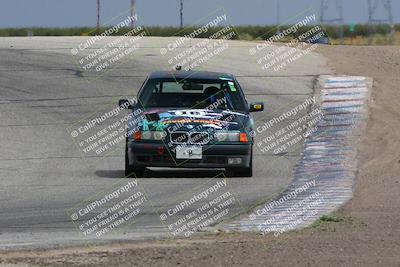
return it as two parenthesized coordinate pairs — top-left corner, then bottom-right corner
(249, 102), (264, 112)
(119, 99), (133, 109)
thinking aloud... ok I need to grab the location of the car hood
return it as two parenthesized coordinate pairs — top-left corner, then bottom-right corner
(135, 108), (249, 132)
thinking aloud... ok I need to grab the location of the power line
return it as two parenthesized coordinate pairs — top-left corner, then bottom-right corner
(276, 0), (281, 34)
(96, 0), (101, 34)
(130, 0), (136, 29)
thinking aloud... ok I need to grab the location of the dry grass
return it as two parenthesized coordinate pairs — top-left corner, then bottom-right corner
(330, 32), (400, 45)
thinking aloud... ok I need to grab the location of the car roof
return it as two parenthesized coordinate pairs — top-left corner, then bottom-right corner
(148, 70), (235, 80)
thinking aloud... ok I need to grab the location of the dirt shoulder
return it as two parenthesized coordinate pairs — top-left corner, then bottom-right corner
(1, 46), (399, 267)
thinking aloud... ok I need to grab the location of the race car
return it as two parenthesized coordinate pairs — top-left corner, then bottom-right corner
(119, 70), (264, 177)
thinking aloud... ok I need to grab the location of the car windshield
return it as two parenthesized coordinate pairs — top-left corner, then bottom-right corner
(138, 78), (248, 111)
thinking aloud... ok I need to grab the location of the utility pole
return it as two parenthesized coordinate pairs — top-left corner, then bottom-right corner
(130, 0), (136, 29)
(96, 0), (101, 34)
(387, 0), (395, 44)
(276, 0), (281, 34)
(320, 0), (344, 44)
(368, 0), (394, 45)
(320, 0), (325, 23)
(179, 0), (183, 29)
(368, 0), (374, 44)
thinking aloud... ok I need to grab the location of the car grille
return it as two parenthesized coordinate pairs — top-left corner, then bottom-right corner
(170, 132), (211, 145)
(190, 132), (210, 144)
(170, 132), (189, 143)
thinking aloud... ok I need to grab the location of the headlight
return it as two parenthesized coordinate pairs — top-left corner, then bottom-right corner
(141, 131), (152, 139)
(135, 131), (166, 141)
(214, 132), (240, 142)
(153, 131), (167, 140)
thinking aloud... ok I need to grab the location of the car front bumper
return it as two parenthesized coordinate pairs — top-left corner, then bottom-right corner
(127, 141), (252, 169)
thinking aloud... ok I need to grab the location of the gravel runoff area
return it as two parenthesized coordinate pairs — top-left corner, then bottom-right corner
(0, 45), (399, 267)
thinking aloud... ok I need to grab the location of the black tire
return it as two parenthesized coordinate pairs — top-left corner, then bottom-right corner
(125, 140), (145, 178)
(226, 148), (253, 177)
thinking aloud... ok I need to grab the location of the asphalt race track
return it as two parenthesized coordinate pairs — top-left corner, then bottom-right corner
(0, 37), (331, 249)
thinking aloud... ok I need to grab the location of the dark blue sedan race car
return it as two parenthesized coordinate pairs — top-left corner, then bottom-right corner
(119, 70), (264, 177)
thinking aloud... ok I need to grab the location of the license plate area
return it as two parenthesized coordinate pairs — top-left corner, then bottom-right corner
(175, 145), (202, 159)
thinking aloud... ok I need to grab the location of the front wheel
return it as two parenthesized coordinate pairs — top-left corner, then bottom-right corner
(125, 141), (145, 178)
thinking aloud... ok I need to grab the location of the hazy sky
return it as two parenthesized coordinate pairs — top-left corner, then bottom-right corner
(0, 0), (399, 28)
